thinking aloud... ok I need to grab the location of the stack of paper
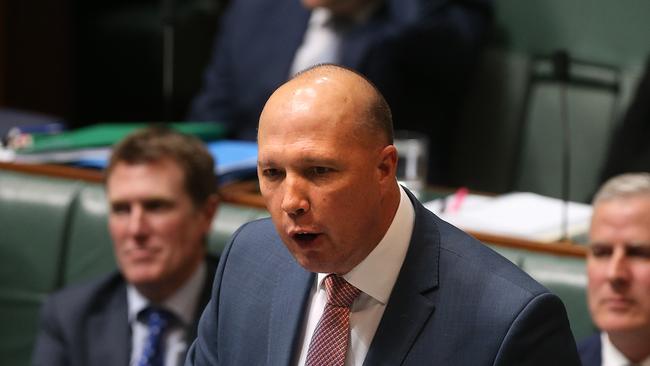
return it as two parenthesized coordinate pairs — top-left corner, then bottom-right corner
(425, 192), (592, 242)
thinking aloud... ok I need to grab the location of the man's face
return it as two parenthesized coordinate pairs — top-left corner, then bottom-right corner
(257, 76), (396, 275)
(587, 196), (650, 336)
(107, 159), (215, 300)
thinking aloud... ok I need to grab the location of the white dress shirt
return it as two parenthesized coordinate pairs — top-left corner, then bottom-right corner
(295, 185), (415, 366)
(289, 8), (343, 77)
(602, 332), (650, 366)
(127, 262), (207, 366)
(289, 2), (380, 77)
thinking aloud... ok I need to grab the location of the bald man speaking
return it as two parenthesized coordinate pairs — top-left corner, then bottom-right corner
(185, 65), (580, 366)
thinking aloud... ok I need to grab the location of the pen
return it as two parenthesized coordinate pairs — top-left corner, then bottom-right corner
(449, 187), (468, 213)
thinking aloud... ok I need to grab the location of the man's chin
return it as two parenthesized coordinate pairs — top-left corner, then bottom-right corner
(596, 316), (648, 333)
(294, 253), (336, 274)
(123, 268), (162, 287)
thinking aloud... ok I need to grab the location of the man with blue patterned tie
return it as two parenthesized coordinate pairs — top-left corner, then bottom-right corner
(32, 127), (220, 366)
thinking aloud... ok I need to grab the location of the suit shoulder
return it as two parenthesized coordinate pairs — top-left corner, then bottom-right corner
(228, 217), (284, 252)
(43, 272), (125, 317)
(434, 213), (548, 296)
(218, 217), (296, 274)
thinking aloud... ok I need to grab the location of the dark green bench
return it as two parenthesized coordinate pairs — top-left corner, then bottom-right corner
(0, 168), (268, 365)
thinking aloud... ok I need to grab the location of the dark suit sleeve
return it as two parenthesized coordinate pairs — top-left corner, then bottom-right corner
(31, 295), (70, 366)
(493, 292), (581, 366)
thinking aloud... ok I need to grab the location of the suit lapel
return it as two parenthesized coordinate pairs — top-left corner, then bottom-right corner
(267, 251), (314, 366)
(86, 283), (130, 366)
(188, 255), (219, 342)
(364, 189), (441, 365)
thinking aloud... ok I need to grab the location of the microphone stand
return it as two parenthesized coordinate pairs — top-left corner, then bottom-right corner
(553, 50), (571, 242)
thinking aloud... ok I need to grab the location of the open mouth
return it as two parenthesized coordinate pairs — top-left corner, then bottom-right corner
(293, 232), (320, 244)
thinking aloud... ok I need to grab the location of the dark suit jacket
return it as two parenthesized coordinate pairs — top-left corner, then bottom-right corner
(31, 257), (218, 366)
(578, 333), (602, 366)
(188, 0), (492, 183)
(599, 57), (650, 183)
(186, 191), (581, 365)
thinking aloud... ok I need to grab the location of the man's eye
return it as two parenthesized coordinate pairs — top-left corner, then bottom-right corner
(626, 245), (650, 259)
(262, 168), (282, 179)
(310, 167), (332, 176)
(589, 244), (612, 258)
(111, 203), (130, 215)
(143, 200), (172, 212)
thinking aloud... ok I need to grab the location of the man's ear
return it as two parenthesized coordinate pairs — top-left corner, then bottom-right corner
(377, 144), (398, 183)
(200, 194), (220, 229)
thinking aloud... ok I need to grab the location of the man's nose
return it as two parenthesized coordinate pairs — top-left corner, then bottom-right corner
(281, 176), (309, 217)
(127, 205), (149, 236)
(607, 247), (631, 290)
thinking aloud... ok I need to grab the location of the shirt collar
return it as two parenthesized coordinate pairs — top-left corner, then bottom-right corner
(127, 261), (207, 326)
(317, 184), (415, 304)
(602, 332), (650, 366)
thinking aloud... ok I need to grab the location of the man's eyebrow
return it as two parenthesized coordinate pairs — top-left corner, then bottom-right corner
(625, 242), (650, 248)
(257, 157), (339, 167)
(257, 159), (275, 167)
(301, 156), (338, 166)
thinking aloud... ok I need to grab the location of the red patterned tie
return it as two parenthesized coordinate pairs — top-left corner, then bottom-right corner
(306, 274), (361, 366)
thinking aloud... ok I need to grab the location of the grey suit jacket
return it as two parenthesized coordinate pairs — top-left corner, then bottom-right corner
(31, 257), (217, 366)
(186, 192), (581, 365)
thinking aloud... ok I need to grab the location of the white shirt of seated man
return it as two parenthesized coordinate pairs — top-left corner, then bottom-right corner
(602, 332), (650, 366)
(289, 0), (380, 76)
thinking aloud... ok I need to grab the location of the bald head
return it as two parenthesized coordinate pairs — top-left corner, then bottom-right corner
(259, 64), (393, 147)
(256, 64), (400, 274)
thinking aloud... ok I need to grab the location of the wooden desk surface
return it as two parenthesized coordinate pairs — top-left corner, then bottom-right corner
(0, 161), (587, 257)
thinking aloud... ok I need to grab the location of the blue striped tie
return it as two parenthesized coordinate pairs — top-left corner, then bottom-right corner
(138, 307), (175, 366)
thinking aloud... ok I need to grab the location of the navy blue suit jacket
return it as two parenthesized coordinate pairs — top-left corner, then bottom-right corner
(186, 192), (580, 365)
(188, 0), (491, 182)
(31, 257), (217, 366)
(578, 333), (602, 366)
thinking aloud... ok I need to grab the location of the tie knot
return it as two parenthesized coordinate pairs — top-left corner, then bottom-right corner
(139, 306), (176, 331)
(324, 275), (360, 308)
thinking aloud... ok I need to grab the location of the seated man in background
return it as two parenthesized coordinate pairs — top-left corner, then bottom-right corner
(32, 127), (220, 366)
(186, 64), (580, 365)
(580, 172), (650, 366)
(188, 0), (492, 184)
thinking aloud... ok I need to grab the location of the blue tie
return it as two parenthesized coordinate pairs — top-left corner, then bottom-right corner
(138, 307), (175, 366)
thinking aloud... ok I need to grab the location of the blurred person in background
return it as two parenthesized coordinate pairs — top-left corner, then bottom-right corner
(188, 0), (492, 184)
(580, 172), (650, 366)
(32, 127), (220, 366)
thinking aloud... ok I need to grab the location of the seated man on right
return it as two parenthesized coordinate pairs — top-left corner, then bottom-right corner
(580, 172), (650, 366)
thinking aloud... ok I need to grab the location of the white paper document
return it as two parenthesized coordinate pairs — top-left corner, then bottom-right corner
(425, 192), (592, 242)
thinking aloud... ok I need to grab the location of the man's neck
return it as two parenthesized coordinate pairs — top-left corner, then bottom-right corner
(608, 330), (650, 363)
(136, 256), (204, 303)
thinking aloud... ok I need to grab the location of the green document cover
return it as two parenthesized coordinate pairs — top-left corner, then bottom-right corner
(17, 122), (227, 153)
